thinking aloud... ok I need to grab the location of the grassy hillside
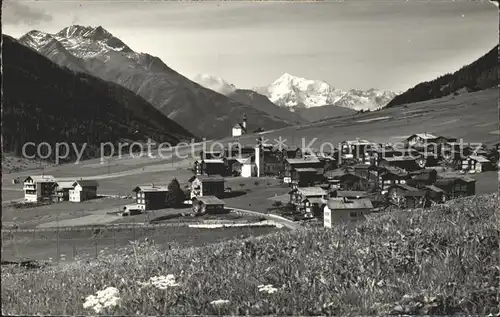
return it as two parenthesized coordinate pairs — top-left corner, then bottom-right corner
(2, 35), (195, 161)
(2, 194), (498, 315)
(387, 45), (498, 107)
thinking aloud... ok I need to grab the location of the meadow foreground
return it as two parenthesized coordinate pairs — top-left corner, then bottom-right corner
(2, 193), (499, 316)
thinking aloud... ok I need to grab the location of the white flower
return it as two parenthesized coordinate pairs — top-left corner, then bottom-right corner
(258, 284), (278, 294)
(149, 275), (179, 290)
(210, 299), (230, 306)
(83, 287), (120, 313)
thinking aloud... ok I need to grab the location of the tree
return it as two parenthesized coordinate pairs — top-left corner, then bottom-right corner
(165, 178), (185, 207)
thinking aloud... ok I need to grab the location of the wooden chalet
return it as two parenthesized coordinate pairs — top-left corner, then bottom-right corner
(461, 155), (492, 173)
(189, 175), (225, 199)
(288, 187), (328, 210)
(375, 166), (410, 192)
(192, 196), (225, 215)
(201, 158), (227, 176)
(387, 183), (426, 209)
(405, 133), (439, 147)
(132, 184), (169, 211)
(424, 185), (447, 205)
(290, 167), (324, 187)
(23, 175), (57, 202)
(407, 169), (438, 189)
(338, 172), (370, 191)
(69, 180), (98, 202)
(323, 197), (373, 227)
(284, 157), (323, 184)
(379, 156), (421, 172)
(339, 139), (374, 164)
(333, 190), (369, 199)
(323, 169), (344, 189)
(434, 177), (476, 199)
(53, 181), (75, 202)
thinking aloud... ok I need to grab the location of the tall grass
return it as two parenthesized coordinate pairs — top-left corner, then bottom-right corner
(2, 194), (499, 315)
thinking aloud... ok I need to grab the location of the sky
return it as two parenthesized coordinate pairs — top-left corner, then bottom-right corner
(3, 0), (498, 92)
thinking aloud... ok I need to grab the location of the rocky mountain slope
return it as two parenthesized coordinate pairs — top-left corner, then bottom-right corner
(256, 73), (397, 112)
(3, 35), (195, 162)
(386, 45), (499, 107)
(19, 25), (292, 139)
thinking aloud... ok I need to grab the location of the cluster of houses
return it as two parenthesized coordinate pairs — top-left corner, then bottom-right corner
(22, 175), (99, 203)
(189, 129), (499, 221)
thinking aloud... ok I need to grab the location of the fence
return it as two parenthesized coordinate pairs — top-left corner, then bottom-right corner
(1, 220), (282, 263)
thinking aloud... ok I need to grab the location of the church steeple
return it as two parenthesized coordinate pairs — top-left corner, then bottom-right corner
(242, 113), (247, 130)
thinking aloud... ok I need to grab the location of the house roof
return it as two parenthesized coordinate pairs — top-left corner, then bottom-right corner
(389, 183), (420, 192)
(193, 195), (225, 205)
(339, 172), (367, 180)
(324, 169), (344, 178)
(55, 181), (75, 189)
(336, 191), (369, 198)
(382, 166), (409, 177)
(303, 197), (327, 205)
(407, 133), (438, 140)
(203, 159), (225, 164)
(289, 186), (327, 196)
(425, 185), (445, 193)
(468, 155), (490, 163)
(232, 123), (246, 130)
(342, 139), (373, 146)
(25, 175), (56, 183)
(354, 164), (371, 170)
(189, 175), (225, 183)
(73, 179), (99, 187)
(133, 185), (169, 192)
(294, 167), (321, 173)
(286, 157), (321, 165)
(326, 198), (373, 210)
(381, 156), (417, 162)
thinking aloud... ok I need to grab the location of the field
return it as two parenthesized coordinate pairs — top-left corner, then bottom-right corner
(2, 193), (498, 315)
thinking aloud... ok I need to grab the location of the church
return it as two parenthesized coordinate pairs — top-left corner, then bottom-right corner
(232, 113), (247, 137)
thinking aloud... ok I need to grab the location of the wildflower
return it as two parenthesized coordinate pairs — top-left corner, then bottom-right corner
(83, 286), (120, 313)
(210, 299), (230, 306)
(137, 274), (179, 290)
(258, 284), (278, 294)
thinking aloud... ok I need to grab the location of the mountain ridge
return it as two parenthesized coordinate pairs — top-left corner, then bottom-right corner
(19, 25), (293, 139)
(2, 34), (195, 161)
(386, 45), (499, 107)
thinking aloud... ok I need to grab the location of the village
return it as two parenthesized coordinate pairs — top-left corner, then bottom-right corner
(16, 114), (500, 228)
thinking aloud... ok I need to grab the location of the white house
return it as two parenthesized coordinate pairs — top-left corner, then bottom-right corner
(69, 180), (99, 202)
(23, 175), (57, 202)
(232, 113), (247, 137)
(461, 155), (491, 173)
(323, 197), (373, 227)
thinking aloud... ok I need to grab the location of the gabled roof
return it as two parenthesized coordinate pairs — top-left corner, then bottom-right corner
(289, 186), (327, 196)
(425, 185), (445, 193)
(203, 159), (225, 164)
(232, 123), (246, 130)
(389, 183), (420, 192)
(407, 133), (438, 140)
(193, 195), (225, 205)
(133, 185), (169, 192)
(294, 167), (321, 173)
(339, 172), (367, 180)
(285, 157), (321, 165)
(303, 197), (327, 205)
(24, 175), (56, 183)
(381, 156), (417, 162)
(324, 169), (345, 178)
(336, 191), (369, 198)
(54, 181), (75, 190)
(189, 175), (225, 183)
(73, 179), (99, 187)
(467, 155), (490, 163)
(326, 198), (373, 210)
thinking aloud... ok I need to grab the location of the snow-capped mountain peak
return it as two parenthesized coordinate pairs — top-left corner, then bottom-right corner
(261, 73), (397, 112)
(192, 74), (236, 95)
(266, 73), (346, 111)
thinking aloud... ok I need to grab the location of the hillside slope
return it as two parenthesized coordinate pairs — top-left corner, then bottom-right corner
(295, 104), (358, 122)
(387, 45), (499, 107)
(2, 35), (195, 161)
(19, 26), (292, 139)
(228, 89), (307, 125)
(1, 194), (498, 315)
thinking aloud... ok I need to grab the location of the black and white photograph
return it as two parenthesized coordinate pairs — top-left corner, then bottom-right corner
(1, 0), (499, 315)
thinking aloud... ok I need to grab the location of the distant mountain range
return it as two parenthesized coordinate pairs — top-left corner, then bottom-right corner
(256, 73), (397, 112)
(2, 35), (195, 161)
(387, 45), (499, 107)
(194, 73), (397, 122)
(19, 25), (294, 139)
